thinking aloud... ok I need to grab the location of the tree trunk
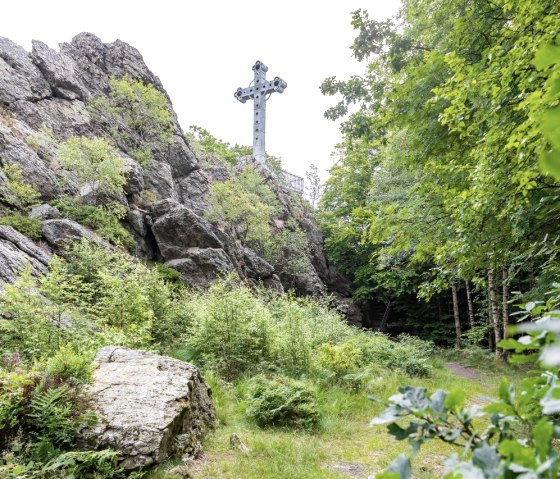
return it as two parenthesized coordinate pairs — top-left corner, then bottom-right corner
(502, 266), (510, 357)
(465, 280), (475, 328)
(488, 269), (502, 359)
(380, 301), (391, 331)
(451, 283), (462, 349)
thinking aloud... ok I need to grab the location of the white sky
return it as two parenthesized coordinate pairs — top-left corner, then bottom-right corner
(2, 0), (401, 180)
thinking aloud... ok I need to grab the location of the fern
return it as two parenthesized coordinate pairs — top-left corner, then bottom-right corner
(28, 387), (76, 449)
(44, 449), (121, 479)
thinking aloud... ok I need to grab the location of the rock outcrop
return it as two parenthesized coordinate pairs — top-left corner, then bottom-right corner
(0, 33), (361, 324)
(0, 225), (50, 285)
(81, 347), (215, 470)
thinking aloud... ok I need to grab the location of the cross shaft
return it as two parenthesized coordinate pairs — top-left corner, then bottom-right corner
(234, 60), (287, 163)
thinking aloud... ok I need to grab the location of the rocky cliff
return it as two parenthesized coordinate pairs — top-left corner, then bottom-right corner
(0, 33), (361, 324)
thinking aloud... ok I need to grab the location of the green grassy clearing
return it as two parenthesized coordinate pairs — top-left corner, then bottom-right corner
(150, 357), (522, 479)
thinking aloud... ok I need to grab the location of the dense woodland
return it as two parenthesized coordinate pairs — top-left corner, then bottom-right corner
(319, 0), (560, 354)
(1, 0), (560, 478)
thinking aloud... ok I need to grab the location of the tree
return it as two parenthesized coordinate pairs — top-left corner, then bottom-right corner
(57, 136), (126, 203)
(318, 0), (560, 353)
(304, 164), (322, 209)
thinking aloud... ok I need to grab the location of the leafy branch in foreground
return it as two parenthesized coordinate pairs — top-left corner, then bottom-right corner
(372, 288), (560, 478)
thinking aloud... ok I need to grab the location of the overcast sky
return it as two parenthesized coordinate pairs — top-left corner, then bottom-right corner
(2, 1), (401, 180)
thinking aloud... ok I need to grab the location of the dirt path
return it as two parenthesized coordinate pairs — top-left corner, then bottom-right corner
(445, 361), (482, 380)
(445, 362), (496, 405)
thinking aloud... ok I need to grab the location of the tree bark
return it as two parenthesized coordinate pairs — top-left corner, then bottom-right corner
(380, 301), (391, 332)
(465, 280), (475, 328)
(451, 283), (462, 349)
(488, 269), (503, 359)
(502, 266), (510, 357)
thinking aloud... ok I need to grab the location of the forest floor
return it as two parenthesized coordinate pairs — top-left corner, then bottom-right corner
(149, 352), (524, 479)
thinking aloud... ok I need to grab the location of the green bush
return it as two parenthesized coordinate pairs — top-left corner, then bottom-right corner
(267, 294), (354, 374)
(183, 279), (272, 379)
(314, 340), (362, 384)
(206, 165), (279, 245)
(0, 214), (41, 239)
(56, 136), (126, 201)
(54, 198), (135, 250)
(0, 163), (40, 210)
(88, 75), (174, 165)
(351, 332), (434, 378)
(245, 375), (321, 429)
(0, 352), (97, 465)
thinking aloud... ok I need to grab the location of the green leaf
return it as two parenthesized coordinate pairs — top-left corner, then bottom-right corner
(430, 389), (446, 414)
(533, 44), (560, 70)
(387, 422), (419, 441)
(533, 417), (553, 461)
(540, 150), (560, 181)
(499, 439), (536, 469)
(444, 388), (465, 412)
(378, 454), (411, 479)
(472, 443), (501, 477)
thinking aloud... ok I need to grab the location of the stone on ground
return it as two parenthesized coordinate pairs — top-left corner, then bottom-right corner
(81, 347), (215, 470)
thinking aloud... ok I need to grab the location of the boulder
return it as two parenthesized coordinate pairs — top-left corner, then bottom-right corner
(123, 156), (144, 196)
(0, 226), (50, 285)
(31, 40), (87, 101)
(127, 208), (148, 237)
(29, 203), (62, 221)
(151, 202), (222, 260)
(0, 36), (51, 104)
(81, 347), (215, 470)
(165, 247), (234, 288)
(41, 218), (104, 247)
(242, 246), (274, 279)
(144, 160), (177, 200)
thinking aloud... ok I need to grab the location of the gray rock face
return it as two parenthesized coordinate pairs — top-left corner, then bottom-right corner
(127, 208), (148, 237)
(0, 121), (61, 200)
(166, 247), (234, 288)
(29, 204), (62, 221)
(151, 202), (222, 260)
(123, 156), (144, 196)
(144, 160), (177, 201)
(31, 40), (87, 101)
(0, 226), (51, 285)
(81, 347), (215, 470)
(0, 36), (51, 104)
(41, 219), (103, 247)
(242, 247), (274, 279)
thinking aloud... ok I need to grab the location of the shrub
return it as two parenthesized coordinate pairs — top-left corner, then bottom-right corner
(187, 125), (252, 167)
(184, 279), (272, 379)
(54, 198), (135, 250)
(315, 340), (362, 384)
(88, 75), (174, 165)
(206, 165), (279, 245)
(245, 375), (321, 429)
(0, 352), (122, 479)
(0, 163), (40, 210)
(56, 136), (126, 202)
(263, 220), (312, 282)
(0, 214), (41, 239)
(267, 294), (354, 374)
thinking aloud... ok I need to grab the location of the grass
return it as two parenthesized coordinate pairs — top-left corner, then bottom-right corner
(148, 356), (523, 479)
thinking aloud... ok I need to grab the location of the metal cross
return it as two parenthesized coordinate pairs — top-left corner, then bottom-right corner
(234, 60), (287, 163)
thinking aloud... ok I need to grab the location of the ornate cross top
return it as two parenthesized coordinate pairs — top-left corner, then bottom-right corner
(234, 60), (287, 163)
